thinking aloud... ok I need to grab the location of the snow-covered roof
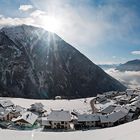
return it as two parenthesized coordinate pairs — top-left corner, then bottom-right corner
(114, 95), (131, 101)
(101, 105), (117, 114)
(96, 95), (107, 103)
(126, 90), (134, 96)
(96, 94), (106, 99)
(0, 100), (14, 108)
(10, 105), (25, 114)
(77, 114), (100, 122)
(31, 103), (44, 108)
(47, 110), (72, 122)
(103, 91), (117, 96)
(130, 96), (140, 103)
(131, 100), (140, 108)
(124, 105), (137, 112)
(100, 108), (128, 123)
(12, 111), (38, 125)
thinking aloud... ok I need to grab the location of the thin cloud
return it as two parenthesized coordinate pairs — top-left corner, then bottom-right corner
(0, 15), (34, 27)
(1, 1), (139, 48)
(30, 10), (46, 17)
(0, 1), (140, 64)
(131, 51), (140, 55)
(19, 5), (33, 12)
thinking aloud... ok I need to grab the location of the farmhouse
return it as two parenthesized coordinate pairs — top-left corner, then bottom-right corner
(76, 113), (100, 128)
(12, 111), (38, 127)
(103, 91), (118, 99)
(100, 107), (129, 127)
(8, 105), (25, 120)
(100, 105), (117, 115)
(96, 94), (107, 103)
(28, 103), (45, 116)
(114, 95), (131, 105)
(47, 110), (73, 129)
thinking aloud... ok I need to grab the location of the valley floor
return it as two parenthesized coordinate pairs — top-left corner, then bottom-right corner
(0, 97), (139, 140)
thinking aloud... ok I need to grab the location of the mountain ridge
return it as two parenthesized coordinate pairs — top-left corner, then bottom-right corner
(116, 59), (140, 71)
(0, 25), (126, 99)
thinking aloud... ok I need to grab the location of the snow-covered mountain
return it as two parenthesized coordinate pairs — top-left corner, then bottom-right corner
(0, 25), (126, 99)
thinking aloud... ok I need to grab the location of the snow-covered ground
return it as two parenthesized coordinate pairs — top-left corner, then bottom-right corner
(0, 97), (140, 140)
(0, 117), (140, 140)
(0, 97), (93, 114)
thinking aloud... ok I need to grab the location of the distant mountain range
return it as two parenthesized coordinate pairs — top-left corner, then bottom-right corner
(0, 25), (126, 99)
(116, 59), (140, 71)
(98, 64), (119, 70)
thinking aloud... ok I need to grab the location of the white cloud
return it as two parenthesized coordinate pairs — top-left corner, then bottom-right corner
(0, 15), (34, 27)
(30, 10), (46, 17)
(0, 1), (140, 64)
(19, 5), (33, 12)
(106, 68), (140, 89)
(29, 0), (140, 48)
(131, 51), (140, 55)
(1, 1), (139, 49)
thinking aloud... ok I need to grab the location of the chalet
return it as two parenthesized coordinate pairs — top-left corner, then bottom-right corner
(131, 100), (140, 109)
(76, 113), (100, 129)
(100, 107), (129, 127)
(0, 100), (14, 109)
(103, 91), (118, 99)
(130, 96), (140, 104)
(47, 110), (73, 129)
(8, 105), (25, 120)
(114, 95), (131, 105)
(28, 103), (45, 116)
(96, 94), (107, 103)
(126, 89), (136, 97)
(100, 105), (117, 115)
(29, 103), (44, 112)
(12, 111), (38, 127)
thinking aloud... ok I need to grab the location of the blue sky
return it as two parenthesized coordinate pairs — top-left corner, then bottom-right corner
(0, 0), (140, 64)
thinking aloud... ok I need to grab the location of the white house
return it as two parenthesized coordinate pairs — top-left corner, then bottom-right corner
(41, 117), (51, 129)
(47, 110), (73, 129)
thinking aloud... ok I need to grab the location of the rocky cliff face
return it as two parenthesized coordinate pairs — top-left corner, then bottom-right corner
(0, 25), (126, 99)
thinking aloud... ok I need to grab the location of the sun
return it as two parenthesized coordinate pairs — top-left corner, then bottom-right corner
(41, 16), (62, 33)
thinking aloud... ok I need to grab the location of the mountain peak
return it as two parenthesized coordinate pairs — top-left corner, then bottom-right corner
(0, 25), (126, 99)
